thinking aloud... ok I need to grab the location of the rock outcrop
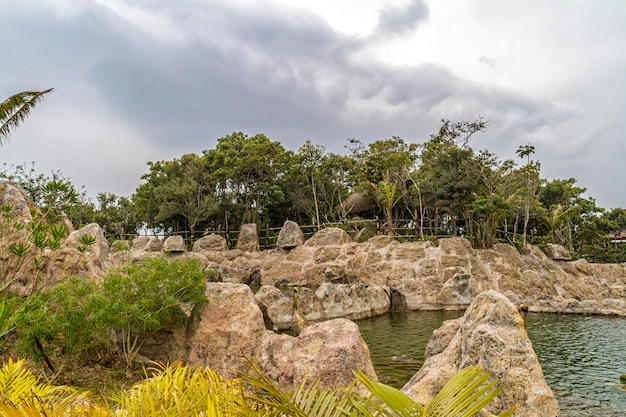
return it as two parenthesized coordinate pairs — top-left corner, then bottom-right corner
(237, 223), (259, 252)
(255, 284), (390, 329)
(187, 283), (377, 390)
(403, 290), (560, 417)
(276, 220), (305, 250)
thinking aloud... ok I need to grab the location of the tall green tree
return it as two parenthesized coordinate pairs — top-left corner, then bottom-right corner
(0, 89), (53, 145)
(204, 132), (294, 228)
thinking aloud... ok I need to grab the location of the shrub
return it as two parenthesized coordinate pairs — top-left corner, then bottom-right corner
(100, 256), (208, 369)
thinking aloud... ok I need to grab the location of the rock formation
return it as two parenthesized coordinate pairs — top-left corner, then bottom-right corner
(276, 220), (305, 250)
(186, 282), (377, 390)
(237, 223), (259, 252)
(403, 290), (560, 417)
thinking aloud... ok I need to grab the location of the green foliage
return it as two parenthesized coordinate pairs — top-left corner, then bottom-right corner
(10, 277), (106, 370)
(0, 89), (53, 145)
(0, 358), (512, 417)
(100, 256), (208, 368)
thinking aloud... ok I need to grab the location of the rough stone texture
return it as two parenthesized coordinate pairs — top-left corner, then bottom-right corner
(0, 181), (35, 224)
(192, 234), (227, 252)
(304, 227), (352, 247)
(403, 291), (560, 417)
(163, 235), (186, 252)
(105, 233), (625, 316)
(255, 284), (390, 329)
(53, 225), (109, 287)
(187, 283), (268, 378)
(255, 318), (378, 392)
(131, 236), (163, 253)
(276, 220), (305, 250)
(542, 243), (573, 260)
(187, 283), (377, 391)
(237, 223), (259, 252)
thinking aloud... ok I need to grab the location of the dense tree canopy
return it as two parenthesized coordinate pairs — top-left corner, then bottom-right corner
(4, 119), (625, 262)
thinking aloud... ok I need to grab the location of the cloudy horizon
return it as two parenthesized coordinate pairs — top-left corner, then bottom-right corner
(1, 0), (625, 209)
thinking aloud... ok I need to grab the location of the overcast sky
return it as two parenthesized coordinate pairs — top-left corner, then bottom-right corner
(1, 0), (625, 209)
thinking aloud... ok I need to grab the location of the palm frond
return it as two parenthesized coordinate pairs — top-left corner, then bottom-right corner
(0, 89), (53, 145)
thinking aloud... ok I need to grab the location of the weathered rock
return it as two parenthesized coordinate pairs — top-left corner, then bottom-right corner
(188, 283), (377, 392)
(237, 223), (259, 252)
(192, 234), (227, 252)
(403, 291), (560, 417)
(131, 236), (163, 253)
(304, 228), (352, 247)
(256, 283), (391, 329)
(256, 318), (378, 391)
(0, 181), (34, 223)
(276, 220), (305, 250)
(542, 243), (573, 260)
(187, 283), (268, 378)
(28, 223), (111, 292)
(163, 235), (186, 252)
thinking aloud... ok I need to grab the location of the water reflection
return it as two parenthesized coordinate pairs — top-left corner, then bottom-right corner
(356, 311), (626, 417)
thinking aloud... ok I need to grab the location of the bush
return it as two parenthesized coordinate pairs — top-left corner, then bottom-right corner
(100, 255), (208, 369)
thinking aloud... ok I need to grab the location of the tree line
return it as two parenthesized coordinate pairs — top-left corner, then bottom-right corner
(2, 90), (625, 262)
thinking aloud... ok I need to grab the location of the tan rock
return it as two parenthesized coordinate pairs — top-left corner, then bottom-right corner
(276, 220), (305, 249)
(304, 228), (351, 247)
(163, 235), (186, 252)
(403, 290), (560, 417)
(132, 236), (163, 252)
(187, 283), (267, 378)
(237, 223), (259, 252)
(192, 234), (227, 252)
(255, 318), (377, 391)
(542, 243), (572, 260)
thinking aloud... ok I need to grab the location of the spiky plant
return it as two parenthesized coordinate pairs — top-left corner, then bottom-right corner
(108, 362), (252, 417)
(0, 358), (107, 417)
(0, 89), (53, 146)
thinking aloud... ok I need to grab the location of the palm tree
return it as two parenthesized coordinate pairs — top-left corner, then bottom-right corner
(0, 89), (53, 146)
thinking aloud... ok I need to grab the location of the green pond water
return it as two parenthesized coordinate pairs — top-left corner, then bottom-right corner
(356, 311), (626, 417)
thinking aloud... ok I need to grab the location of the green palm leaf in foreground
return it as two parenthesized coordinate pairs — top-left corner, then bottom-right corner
(0, 89), (53, 145)
(355, 365), (515, 417)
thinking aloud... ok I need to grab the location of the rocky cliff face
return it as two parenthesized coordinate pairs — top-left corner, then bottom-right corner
(403, 290), (560, 417)
(180, 229), (626, 322)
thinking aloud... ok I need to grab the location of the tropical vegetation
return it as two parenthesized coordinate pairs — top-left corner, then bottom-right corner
(0, 357), (514, 417)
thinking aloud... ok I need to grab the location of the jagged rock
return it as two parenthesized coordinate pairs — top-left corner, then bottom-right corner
(402, 290), (560, 417)
(218, 256), (261, 285)
(0, 181), (34, 224)
(192, 234), (227, 252)
(237, 223), (259, 252)
(163, 235), (186, 252)
(304, 228), (352, 247)
(256, 283), (391, 329)
(188, 283), (377, 392)
(187, 283), (268, 378)
(542, 243), (573, 260)
(255, 318), (378, 392)
(276, 220), (305, 249)
(131, 236), (163, 252)
(36, 223), (110, 291)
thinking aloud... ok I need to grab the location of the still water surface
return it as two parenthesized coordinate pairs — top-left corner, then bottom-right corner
(356, 311), (626, 417)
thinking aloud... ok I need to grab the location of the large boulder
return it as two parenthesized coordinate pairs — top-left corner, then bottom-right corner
(402, 290), (560, 417)
(193, 234), (227, 252)
(0, 181), (34, 224)
(237, 223), (259, 252)
(304, 228), (352, 247)
(276, 220), (305, 250)
(542, 243), (572, 261)
(187, 283), (377, 391)
(187, 283), (267, 378)
(131, 236), (163, 253)
(256, 318), (378, 391)
(163, 235), (186, 252)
